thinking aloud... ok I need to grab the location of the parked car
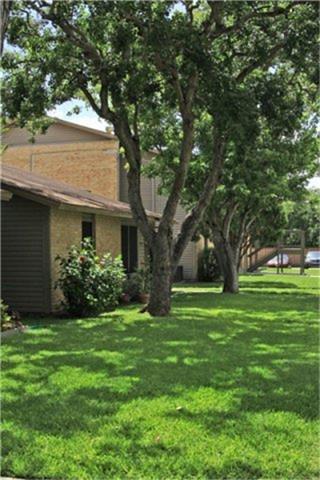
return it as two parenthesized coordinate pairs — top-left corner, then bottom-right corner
(267, 253), (290, 267)
(305, 251), (320, 268)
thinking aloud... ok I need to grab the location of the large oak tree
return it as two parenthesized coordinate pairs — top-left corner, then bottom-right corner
(179, 66), (318, 293)
(2, 1), (317, 315)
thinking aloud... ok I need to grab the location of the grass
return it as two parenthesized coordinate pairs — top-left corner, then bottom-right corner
(1, 271), (319, 479)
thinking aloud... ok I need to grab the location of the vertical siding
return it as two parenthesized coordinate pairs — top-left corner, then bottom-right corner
(1, 194), (50, 312)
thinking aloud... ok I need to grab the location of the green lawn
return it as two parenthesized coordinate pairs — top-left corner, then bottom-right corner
(2, 272), (319, 479)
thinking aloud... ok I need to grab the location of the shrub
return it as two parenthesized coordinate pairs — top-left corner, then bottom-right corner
(123, 267), (151, 300)
(198, 248), (221, 282)
(1, 300), (12, 329)
(123, 274), (140, 300)
(55, 238), (125, 317)
(0, 301), (24, 332)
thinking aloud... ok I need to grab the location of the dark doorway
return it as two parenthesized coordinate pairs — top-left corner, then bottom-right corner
(121, 225), (138, 273)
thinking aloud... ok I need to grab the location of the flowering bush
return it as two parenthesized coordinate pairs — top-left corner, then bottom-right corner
(55, 238), (125, 317)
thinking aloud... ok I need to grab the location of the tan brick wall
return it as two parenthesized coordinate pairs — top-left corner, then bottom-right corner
(49, 207), (122, 312)
(1, 139), (119, 199)
(49, 207), (82, 311)
(95, 215), (121, 259)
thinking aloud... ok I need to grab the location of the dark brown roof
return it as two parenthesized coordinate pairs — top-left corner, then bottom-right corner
(1, 164), (161, 220)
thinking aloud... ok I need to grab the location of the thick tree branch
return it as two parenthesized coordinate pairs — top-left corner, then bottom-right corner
(223, 202), (239, 238)
(133, 103), (139, 141)
(235, 213), (258, 267)
(236, 42), (285, 83)
(159, 117), (194, 235)
(33, 3), (154, 245)
(113, 117), (154, 245)
(100, 79), (114, 122)
(158, 70), (198, 234)
(240, 234), (252, 261)
(202, 1), (224, 36)
(209, 2), (304, 41)
(119, 9), (200, 238)
(0, 0), (12, 55)
(183, 0), (199, 25)
(34, 2), (102, 65)
(79, 85), (102, 117)
(172, 130), (226, 267)
(233, 211), (249, 266)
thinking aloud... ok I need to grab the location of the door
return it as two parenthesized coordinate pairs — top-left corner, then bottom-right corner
(1, 195), (50, 312)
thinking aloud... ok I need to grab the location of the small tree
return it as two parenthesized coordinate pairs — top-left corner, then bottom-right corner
(56, 239), (125, 317)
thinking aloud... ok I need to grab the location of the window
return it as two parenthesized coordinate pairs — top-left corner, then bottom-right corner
(121, 225), (138, 273)
(82, 214), (95, 243)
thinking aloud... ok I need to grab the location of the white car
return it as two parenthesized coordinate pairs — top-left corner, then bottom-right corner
(267, 254), (290, 267)
(305, 251), (320, 268)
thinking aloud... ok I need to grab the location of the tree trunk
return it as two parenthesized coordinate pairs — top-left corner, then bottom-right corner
(0, 0), (12, 56)
(148, 234), (172, 316)
(221, 252), (239, 293)
(212, 231), (239, 294)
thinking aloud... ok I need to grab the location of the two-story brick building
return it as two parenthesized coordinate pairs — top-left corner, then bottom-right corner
(1, 117), (202, 313)
(1, 119), (159, 313)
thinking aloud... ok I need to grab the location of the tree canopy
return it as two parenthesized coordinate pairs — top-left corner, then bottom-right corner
(2, 0), (318, 313)
(173, 66), (318, 292)
(284, 189), (320, 248)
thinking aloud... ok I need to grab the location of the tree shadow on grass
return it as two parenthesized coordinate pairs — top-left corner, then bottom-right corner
(173, 290), (318, 315)
(1, 285), (319, 478)
(239, 281), (304, 289)
(175, 279), (299, 289)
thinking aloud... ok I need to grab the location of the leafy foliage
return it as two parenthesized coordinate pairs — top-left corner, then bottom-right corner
(284, 189), (320, 247)
(1, 300), (12, 328)
(55, 238), (125, 317)
(2, 1), (318, 313)
(183, 85), (318, 257)
(123, 268), (151, 300)
(198, 248), (221, 282)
